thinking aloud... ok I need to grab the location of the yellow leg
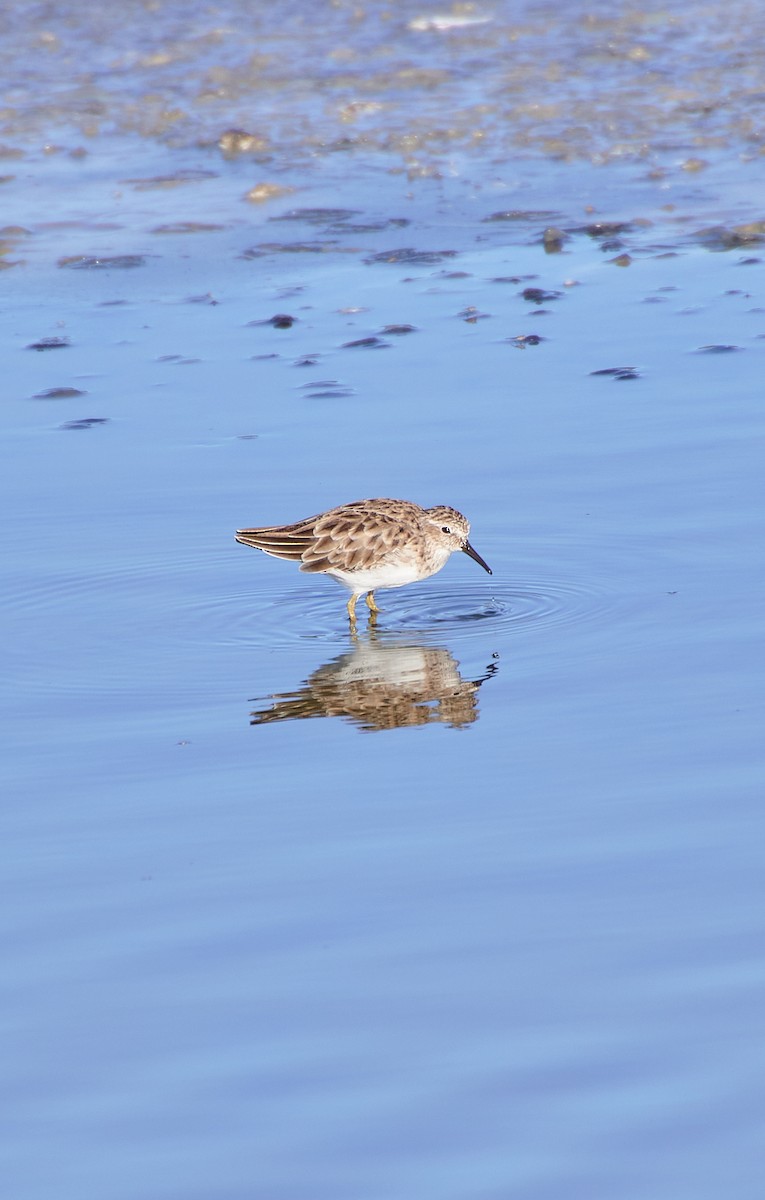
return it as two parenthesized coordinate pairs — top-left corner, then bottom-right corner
(347, 593), (359, 623)
(365, 591), (380, 613)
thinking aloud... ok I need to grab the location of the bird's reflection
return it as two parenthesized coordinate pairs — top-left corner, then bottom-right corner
(249, 631), (498, 732)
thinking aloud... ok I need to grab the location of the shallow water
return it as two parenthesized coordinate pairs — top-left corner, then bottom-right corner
(3, 4), (765, 1198)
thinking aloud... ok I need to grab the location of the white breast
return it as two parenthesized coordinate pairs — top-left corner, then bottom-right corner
(326, 555), (448, 595)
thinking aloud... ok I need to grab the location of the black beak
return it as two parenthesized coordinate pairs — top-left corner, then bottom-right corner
(462, 539), (492, 575)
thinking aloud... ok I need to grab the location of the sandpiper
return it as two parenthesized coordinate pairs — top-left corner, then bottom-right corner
(235, 497), (491, 621)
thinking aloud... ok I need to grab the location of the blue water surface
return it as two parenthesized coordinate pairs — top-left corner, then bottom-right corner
(2, 4), (765, 1197)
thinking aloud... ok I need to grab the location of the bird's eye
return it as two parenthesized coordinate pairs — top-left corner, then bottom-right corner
(441, 525), (452, 534)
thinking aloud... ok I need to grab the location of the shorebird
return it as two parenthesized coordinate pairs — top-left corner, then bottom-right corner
(235, 497), (491, 622)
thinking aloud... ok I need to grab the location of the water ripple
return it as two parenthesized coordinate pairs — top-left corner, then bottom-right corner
(195, 574), (619, 649)
(5, 549), (625, 699)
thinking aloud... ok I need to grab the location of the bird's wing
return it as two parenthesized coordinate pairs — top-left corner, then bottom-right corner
(235, 515), (320, 562)
(300, 502), (417, 574)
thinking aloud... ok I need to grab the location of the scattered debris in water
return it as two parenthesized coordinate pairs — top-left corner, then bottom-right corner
(507, 334), (544, 348)
(270, 208), (361, 225)
(298, 380), (356, 399)
(521, 287), (561, 304)
(33, 387), (85, 399)
(590, 366), (640, 379)
(482, 210), (562, 224)
(28, 336), (70, 350)
(248, 314), (296, 328)
(458, 307), (490, 323)
(333, 219), (410, 234)
(341, 336), (389, 349)
(573, 221), (638, 240)
(242, 242), (334, 257)
(681, 158), (708, 173)
(696, 223), (765, 251)
(542, 227), (568, 252)
(365, 248), (458, 266)
(244, 183), (293, 203)
(151, 222), (225, 234)
(408, 12), (492, 32)
(218, 129), (270, 157)
(121, 170), (216, 190)
(58, 417), (109, 430)
(58, 255), (146, 269)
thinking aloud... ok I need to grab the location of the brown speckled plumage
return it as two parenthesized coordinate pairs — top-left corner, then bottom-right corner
(236, 497), (491, 622)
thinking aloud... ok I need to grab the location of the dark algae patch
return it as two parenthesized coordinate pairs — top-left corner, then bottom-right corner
(27, 336), (70, 350)
(33, 387), (86, 399)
